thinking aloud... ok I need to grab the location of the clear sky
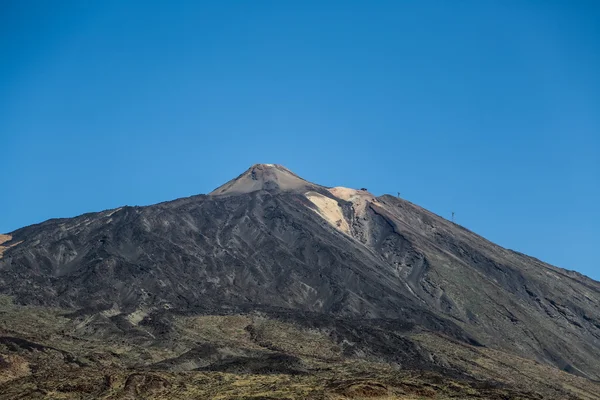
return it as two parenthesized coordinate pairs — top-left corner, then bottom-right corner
(1, 1), (598, 279)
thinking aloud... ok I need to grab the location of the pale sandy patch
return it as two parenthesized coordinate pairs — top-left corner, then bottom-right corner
(0, 234), (12, 259)
(101, 304), (122, 318)
(328, 187), (378, 218)
(126, 309), (149, 325)
(305, 192), (350, 234)
(0, 354), (30, 384)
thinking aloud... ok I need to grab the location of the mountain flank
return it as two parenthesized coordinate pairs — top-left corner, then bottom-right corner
(1, 163), (599, 399)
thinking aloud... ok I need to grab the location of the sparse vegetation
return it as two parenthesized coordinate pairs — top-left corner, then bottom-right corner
(1, 297), (598, 399)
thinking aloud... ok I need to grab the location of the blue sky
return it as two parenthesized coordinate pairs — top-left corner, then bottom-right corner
(1, 1), (598, 279)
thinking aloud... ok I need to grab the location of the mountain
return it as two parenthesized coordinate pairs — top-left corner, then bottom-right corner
(1, 164), (599, 399)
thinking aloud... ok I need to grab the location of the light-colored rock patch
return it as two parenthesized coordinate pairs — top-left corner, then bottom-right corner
(0, 235), (17, 259)
(101, 304), (122, 318)
(305, 192), (350, 234)
(0, 354), (30, 384)
(127, 309), (149, 325)
(328, 187), (379, 218)
(105, 207), (123, 217)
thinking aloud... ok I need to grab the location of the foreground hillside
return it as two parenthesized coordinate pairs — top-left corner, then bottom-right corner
(1, 296), (599, 399)
(1, 164), (599, 399)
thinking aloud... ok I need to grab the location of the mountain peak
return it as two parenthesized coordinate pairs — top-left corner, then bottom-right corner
(210, 164), (318, 196)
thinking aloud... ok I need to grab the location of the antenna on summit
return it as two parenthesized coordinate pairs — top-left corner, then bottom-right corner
(397, 192), (401, 198)
(451, 211), (455, 223)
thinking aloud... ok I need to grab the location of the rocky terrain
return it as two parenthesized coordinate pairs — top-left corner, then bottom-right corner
(1, 163), (599, 399)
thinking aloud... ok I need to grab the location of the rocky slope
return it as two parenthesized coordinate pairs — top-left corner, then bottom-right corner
(1, 164), (599, 398)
